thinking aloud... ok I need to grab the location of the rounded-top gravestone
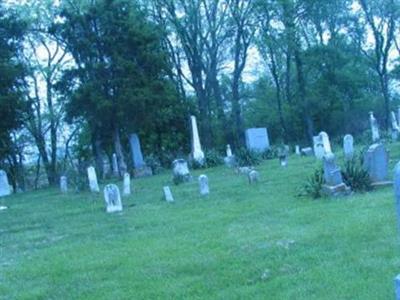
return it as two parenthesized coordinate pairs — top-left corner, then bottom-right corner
(198, 175), (209, 196)
(343, 134), (354, 160)
(103, 184), (123, 213)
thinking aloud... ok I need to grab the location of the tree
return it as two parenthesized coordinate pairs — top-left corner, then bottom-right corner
(58, 0), (186, 174)
(0, 1), (26, 190)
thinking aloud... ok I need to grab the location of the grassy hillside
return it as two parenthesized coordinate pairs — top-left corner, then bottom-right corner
(1, 144), (399, 299)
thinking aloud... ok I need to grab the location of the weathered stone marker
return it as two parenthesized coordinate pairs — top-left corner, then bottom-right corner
(369, 111), (380, 142)
(343, 134), (354, 160)
(103, 184), (123, 213)
(295, 145), (301, 155)
(190, 115), (205, 165)
(248, 170), (259, 184)
(301, 147), (313, 156)
(172, 159), (191, 184)
(245, 128), (270, 152)
(60, 176), (68, 193)
(87, 166), (100, 193)
(393, 163), (400, 300)
(319, 131), (332, 154)
(224, 144), (236, 167)
(112, 153), (119, 177)
(278, 146), (289, 167)
(129, 133), (153, 177)
(0, 170), (11, 197)
(321, 153), (350, 196)
(123, 172), (131, 196)
(363, 143), (391, 187)
(199, 175), (209, 196)
(163, 186), (174, 202)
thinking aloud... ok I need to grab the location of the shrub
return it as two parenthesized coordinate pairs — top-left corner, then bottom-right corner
(300, 168), (324, 199)
(261, 146), (279, 160)
(235, 148), (263, 167)
(204, 149), (224, 168)
(145, 154), (163, 174)
(341, 157), (372, 192)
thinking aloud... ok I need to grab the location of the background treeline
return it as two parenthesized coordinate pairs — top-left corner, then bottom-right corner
(0, 0), (399, 190)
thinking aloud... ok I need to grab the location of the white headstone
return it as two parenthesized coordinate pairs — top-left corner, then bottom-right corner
(245, 128), (270, 152)
(295, 145), (301, 155)
(226, 144), (233, 157)
(112, 153), (119, 177)
(343, 134), (354, 160)
(60, 176), (68, 193)
(319, 131), (332, 154)
(198, 175), (209, 196)
(190, 115), (205, 165)
(363, 143), (389, 183)
(369, 111), (380, 142)
(172, 159), (191, 184)
(0, 170), (11, 197)
(248, 170), (259, 184)
(315, 143), (325, 160)
(103, 184), (123, 213)
(163, 186), (174, 202)
(87, 166), (100, 193)
(123, 173), (131, 196)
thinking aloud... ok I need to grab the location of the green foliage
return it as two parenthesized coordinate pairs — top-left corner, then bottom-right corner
(235, 148), (263, 167)
(145, 154), (163, 175)
(301, 168), (324, 199)
(204, 149), (224, 168)
(341, 157), (372, 193)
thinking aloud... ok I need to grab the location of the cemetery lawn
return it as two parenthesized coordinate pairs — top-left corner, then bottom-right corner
(1, 147), (400, 299)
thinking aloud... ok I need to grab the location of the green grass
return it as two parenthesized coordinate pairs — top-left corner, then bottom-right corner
(1, 144), (400, 299)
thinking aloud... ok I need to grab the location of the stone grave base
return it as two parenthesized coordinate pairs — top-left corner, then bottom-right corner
(133, 166), (153, 178)
(224, 156), (236, 168)
(371, 181), (393, 188)
(322, 183), (351, 197)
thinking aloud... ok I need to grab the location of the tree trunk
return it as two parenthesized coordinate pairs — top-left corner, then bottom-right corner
(113, 126), (127, 176)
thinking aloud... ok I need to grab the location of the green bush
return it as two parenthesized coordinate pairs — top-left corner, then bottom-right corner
(341, 157), (372, 192)
(235, 148), (263, 167)
(300, 168), (324, 199)
(145, 154), (163, 175)
(204, 149), (224, 168)
(261, 146), (279, 160)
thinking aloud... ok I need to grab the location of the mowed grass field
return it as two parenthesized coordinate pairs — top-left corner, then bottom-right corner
(1, 144), (400, 299)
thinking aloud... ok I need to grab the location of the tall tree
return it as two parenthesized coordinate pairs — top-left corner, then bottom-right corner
(59, 0), (185, 173)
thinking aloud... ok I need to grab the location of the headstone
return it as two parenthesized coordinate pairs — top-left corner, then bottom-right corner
(198, 175), (209, 196)
(60, 176), (68, 193)
(102, 155), (111, 179)
(343, 134), (354, 160)
(295, 145), (301, 155)
(394, 163), (400, 299)
(315, 143), (325, 160)
(248, 170), (259, 184)
(87, 166), (100, 193)
(112, 153), (119, 177)
(301, 147), (313, 156)
(321, 153), (351, 196)
(103, 184), (123, 213)
(319, 131), (332, 154)
(245, 128), (270, 152)
(172, 159), (191, 184)
(369, 111), (380, 142)
(129, 134), (153, 177)
(123, 173), (131, 196)
(313, 135), (324, 159)
(363, 143), (391, 186)
(163, 186), (174, 202)
(236, 166), (253, 175)
(0, 170), (11, 197)
(224, 144), (236, 167)
(190, 115), (205, 165)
